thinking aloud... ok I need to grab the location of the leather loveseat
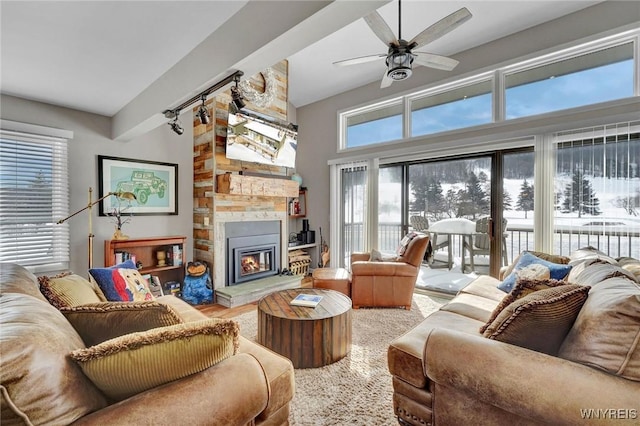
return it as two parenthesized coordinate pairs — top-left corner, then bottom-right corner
(387, 249), (640, 425)
(0, 262), (295, 426)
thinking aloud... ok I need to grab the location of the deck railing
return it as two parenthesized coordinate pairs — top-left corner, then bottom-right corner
(342, 222), (639, 267)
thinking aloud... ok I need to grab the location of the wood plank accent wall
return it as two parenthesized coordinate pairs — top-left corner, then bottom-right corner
(192, 60), (291, 275)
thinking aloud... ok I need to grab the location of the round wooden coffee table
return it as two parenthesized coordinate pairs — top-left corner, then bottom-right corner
(257, 288), (352, 368)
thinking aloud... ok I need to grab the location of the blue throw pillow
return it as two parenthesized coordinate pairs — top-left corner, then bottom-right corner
(498, 252), (572, 293)
(89, 260), (154, 302)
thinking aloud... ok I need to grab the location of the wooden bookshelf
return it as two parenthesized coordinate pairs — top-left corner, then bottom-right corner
(104, 236), (187, 293)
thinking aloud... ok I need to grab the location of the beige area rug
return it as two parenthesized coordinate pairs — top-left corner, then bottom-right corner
(233, 294), (444, 426)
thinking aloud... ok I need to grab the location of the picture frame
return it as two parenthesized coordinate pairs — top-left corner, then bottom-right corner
(98, 155), (178, 216)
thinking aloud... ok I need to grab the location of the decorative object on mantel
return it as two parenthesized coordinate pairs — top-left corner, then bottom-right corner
(290, 172), (303, 186)
(56, 188), (136, 274)
(238, 67), (277, 108)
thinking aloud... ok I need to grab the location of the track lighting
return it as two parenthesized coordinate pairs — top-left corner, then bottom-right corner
(162, 70), (244, 136)
(197, 95), (210, 125)
(168, 110), (184, 135)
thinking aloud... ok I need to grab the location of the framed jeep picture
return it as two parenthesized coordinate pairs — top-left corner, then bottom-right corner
(98, 155), (178, 216)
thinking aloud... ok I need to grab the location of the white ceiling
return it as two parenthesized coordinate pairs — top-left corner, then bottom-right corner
(1, 1), (602, 127)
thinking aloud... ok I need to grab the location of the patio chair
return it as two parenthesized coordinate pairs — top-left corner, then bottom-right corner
(461, 216), (508, 273)
(410, 215), (449, 267)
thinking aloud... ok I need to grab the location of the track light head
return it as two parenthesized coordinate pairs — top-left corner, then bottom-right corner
(168, 110), (184, 135)
(197, 105), (210, 125)
(231, 86), (246, 112)
(197, 95), (210, 125)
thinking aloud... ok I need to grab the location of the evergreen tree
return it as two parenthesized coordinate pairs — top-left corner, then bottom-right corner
(562, 171), (601, 217)
(516, 179), (534, 219)
(443, 187), (460, 218)
(457, 172), (489, 219)
(503, 190), (513, 211)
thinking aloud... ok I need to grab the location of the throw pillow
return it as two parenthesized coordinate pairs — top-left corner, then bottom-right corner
(558, 276), (640, 381)
(569, 246), (617, 266)
(69, 318), (240, 401)
(38, 273), (103, 309)
(501, 251), (570, 280)
(569, 263), (636, 287)
(60, 301), (184, 347)
(498, 251), (572, 293)
(89, 265), (155, 302)
(617, 257), (640, 283)
(483, 284), (590, 355)
(370, 248), (397, 262)
(479, 277), (567, 334)
(397, 232), (419, 256)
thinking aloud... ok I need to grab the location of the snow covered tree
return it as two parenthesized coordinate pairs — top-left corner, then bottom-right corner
(562, 171), (601, 217)
(457, 172), (489, 219)
(411, 177), (446, 219)
(516, 179), (534, 219)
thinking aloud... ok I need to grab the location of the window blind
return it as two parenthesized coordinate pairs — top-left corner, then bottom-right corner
(552, 120), (639, 258)
(0, 129), (70, 270)
(340, 161), (369, 267)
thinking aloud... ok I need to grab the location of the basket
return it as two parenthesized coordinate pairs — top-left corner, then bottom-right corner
(289, 259), (311, 276)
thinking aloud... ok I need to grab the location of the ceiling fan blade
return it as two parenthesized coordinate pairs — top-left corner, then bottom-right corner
(333, 53), (386, 67)
(408, 7), (472, 50)
(413, 52), (459, 71)
(380, 70), (393, 89)
(364, 10), (399, 47)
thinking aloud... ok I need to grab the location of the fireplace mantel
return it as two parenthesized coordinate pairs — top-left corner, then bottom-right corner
(216, 173), (299, 197)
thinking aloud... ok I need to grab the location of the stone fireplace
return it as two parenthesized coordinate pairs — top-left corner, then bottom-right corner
(226, 221), (280, 286)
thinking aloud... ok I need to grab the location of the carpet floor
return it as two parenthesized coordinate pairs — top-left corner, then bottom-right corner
(233, 294), (444, 425)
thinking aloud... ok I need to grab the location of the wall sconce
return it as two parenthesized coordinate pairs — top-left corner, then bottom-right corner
(196, 95), (210, 125)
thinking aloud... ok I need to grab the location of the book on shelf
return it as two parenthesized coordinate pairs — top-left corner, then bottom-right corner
(290, 293), (323, 308)
(115, 251), (136, 265)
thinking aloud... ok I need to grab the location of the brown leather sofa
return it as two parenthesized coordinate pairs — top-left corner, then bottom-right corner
(0, 262), (294, 426)
(388, 250), (640, 425)
(350, 233), (429, 309)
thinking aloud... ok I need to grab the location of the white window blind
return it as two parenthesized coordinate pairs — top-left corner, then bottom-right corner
(552, 120), (639, 258)
(0, 125), (70, 271)
(340, 161), (369, 267)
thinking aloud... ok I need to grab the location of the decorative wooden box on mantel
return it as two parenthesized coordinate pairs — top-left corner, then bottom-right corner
(216, 173), (299, 197)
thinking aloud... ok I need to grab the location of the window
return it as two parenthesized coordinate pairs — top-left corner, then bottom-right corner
(343, 100), (403, 149)
(339, 31), (637, 150)
(552, 121), (639, 258)
(410, 80), (493, 137)
(505, 42), (634, 119)
(0, 123), (71, 271)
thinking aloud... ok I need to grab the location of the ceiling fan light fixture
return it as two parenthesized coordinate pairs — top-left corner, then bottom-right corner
(386, 52), (413, 81)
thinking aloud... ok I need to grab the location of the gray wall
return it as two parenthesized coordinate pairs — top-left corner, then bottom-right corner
(0, 95), (194, 273)
(294, 1), (640, 250)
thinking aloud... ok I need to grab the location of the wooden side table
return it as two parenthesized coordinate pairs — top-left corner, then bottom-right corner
(257, 288), (352, 368)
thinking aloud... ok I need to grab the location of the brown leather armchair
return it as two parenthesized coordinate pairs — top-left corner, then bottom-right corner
(350, 233), (430, 310)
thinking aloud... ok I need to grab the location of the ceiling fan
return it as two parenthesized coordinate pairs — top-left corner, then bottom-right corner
(334, 0), (472, 88)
